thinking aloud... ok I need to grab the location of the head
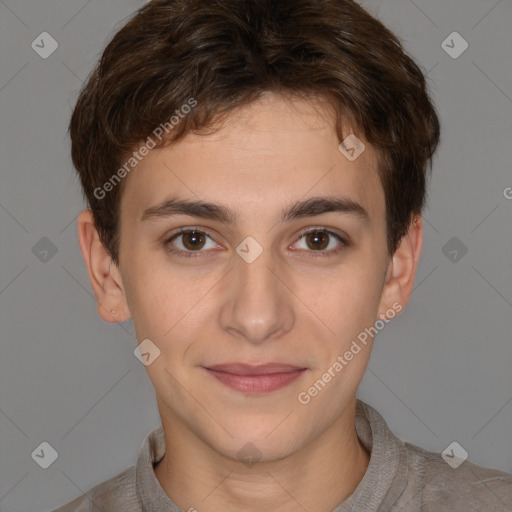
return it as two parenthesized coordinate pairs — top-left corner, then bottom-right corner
(73, 0), (439, 462)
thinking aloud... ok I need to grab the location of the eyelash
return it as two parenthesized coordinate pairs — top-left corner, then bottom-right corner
(163, 227), (349, 259)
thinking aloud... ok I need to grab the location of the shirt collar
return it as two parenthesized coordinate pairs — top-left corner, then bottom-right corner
(333, 400), (409, 512)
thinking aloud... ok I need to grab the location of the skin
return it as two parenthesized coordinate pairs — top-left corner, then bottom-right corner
(78, 92), (423, 512)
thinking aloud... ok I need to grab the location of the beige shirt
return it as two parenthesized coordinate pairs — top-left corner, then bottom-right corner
(53, 399), (512, 511)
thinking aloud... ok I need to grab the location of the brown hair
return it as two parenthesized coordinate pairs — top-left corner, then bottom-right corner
(69, 0), (440, 266)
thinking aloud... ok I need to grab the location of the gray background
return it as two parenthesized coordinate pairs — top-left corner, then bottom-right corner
(0, 0), (511, 510)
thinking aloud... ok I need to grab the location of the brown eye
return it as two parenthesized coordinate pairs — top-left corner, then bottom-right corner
(181, 231), (207, 250)
(164, 228), (219, 258)
(304, 231), (330, 251)
(293, 228), (348, 256)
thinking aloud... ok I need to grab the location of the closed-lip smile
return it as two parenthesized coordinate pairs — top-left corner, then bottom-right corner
(202, 363), (307, 393)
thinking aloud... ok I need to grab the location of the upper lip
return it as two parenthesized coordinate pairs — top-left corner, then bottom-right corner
(204, 363), (306, 375)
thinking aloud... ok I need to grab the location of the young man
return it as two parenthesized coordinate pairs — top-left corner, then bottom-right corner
(54, 0), (512, 510)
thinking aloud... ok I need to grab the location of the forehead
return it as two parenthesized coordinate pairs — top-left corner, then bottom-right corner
(120, 93), (385, 227)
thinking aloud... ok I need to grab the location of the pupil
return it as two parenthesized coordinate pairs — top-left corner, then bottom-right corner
(184, 231), (204, 250)
(308, 231), (328, 250)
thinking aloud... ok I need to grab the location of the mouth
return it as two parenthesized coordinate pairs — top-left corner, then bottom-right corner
(202, 363), (308, 394)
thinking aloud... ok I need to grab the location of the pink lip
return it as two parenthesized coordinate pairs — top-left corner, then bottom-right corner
(203, 363), (307, 394)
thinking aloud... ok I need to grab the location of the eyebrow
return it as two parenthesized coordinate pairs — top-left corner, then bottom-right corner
(140, 196), (370, 226)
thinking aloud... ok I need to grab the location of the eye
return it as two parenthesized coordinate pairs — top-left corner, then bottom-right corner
(164, 228), (220, 258)
(291, 227), (348, 256)
(163, 226), (349, 259)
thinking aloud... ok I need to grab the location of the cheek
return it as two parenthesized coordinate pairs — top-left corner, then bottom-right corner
(127, 266), (215, 345)
(298, 263), (384, 339)
(121, 262), (175, 340)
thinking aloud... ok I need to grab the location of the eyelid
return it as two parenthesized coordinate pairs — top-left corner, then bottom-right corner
(295, 225), (348, 242)
(165, 226), (216, 238)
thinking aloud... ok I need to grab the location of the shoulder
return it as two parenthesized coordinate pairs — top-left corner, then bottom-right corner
(403, 440), (512, 510)
(51, 465), (139, 512)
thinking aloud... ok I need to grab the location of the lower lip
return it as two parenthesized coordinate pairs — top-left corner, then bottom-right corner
(204, 368), (306, 393)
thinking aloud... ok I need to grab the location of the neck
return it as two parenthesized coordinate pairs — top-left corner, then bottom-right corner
(154, 400), (370, 512)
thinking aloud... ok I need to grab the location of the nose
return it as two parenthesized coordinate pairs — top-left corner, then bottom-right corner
(219, 244), (295, 345)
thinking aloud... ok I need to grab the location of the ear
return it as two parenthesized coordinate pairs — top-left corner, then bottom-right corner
(77, 209), (131, 323)
(378, 216), (423, 318)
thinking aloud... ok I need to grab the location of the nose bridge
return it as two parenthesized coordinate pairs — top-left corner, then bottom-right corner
(220, 239), (294, 343)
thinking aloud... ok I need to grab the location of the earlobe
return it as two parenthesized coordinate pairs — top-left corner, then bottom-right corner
(378, 216), (423, 318)
(77, 209), (131, 323)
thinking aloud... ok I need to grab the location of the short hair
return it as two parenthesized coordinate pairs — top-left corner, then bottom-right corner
(69, 0), (440, 266)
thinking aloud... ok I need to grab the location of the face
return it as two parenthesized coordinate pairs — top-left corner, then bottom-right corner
(113, 93), (397, 461)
